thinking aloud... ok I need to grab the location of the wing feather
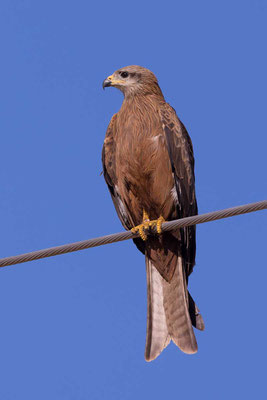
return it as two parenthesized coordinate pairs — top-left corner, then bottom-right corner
(102, 114), (133, 230)
(160, 104), (198, 277)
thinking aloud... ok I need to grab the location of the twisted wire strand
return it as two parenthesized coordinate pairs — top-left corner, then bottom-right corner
(0, 200), (266, 268)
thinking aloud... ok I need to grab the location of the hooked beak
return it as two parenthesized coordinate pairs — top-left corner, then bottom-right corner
(102, 74), (124, 90)
(102, 78), (112, 89)
(102, 75), (113, 90)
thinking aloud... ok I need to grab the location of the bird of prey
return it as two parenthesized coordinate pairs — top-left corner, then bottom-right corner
(102, 65), (204, 361)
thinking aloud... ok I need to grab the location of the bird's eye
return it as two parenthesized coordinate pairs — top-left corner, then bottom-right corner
(120, 71), (129, 78)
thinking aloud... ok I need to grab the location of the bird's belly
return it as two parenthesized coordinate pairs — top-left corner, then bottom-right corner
(116, 141), (174, 224)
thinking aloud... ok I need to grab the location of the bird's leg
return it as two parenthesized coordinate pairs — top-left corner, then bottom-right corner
(131, 210), (165, 241)
(131, 210), (150, 240)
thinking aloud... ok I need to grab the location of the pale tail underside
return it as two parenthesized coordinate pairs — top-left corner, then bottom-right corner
(145, 257), (203, 361)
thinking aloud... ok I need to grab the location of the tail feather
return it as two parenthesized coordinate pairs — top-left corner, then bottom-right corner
(163, 257), (197, 354)
(145, 256), (201, 361)
(145, 258), (170, 361)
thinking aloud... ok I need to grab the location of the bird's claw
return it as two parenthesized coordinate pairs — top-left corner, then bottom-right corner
(131, 214), (165, 241)
(153, 216), (165, 234)
(131, 224), (148, 240)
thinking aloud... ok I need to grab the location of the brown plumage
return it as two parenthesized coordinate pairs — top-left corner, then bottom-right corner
(102, 65), (204, 361)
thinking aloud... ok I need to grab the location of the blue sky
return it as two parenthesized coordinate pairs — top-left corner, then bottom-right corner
(0, 0), (266, 399)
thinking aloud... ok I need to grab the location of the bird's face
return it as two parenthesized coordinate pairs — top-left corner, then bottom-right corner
(102, 65), (161, 98)
(103, 66), (141, 93)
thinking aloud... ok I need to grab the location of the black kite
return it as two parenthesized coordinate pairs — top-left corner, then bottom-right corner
(102, 65), (204, 361)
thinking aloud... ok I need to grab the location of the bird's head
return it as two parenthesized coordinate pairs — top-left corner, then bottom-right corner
(102, 65), (164, 99)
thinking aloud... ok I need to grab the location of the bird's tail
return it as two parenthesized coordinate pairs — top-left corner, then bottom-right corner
(145, 256), (204, 362)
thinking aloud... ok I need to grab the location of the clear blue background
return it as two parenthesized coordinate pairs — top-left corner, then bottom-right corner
(0, 1), (266, 399)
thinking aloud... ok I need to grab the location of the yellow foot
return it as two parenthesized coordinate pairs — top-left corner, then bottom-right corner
(131, 211), (165, 241)
(149, 216), (165, 234)
(131, 223), (148, 240)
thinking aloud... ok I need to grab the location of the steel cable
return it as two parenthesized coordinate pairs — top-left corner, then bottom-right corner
(0, 200), (266, 268)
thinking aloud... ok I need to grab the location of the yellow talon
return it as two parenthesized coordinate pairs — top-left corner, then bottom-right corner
(131, 224), (148, 240)
(131, 211), (165, 241)
(156, 216), (165, 234)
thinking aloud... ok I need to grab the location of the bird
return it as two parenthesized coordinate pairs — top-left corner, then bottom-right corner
(102, 65), (204, 361)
